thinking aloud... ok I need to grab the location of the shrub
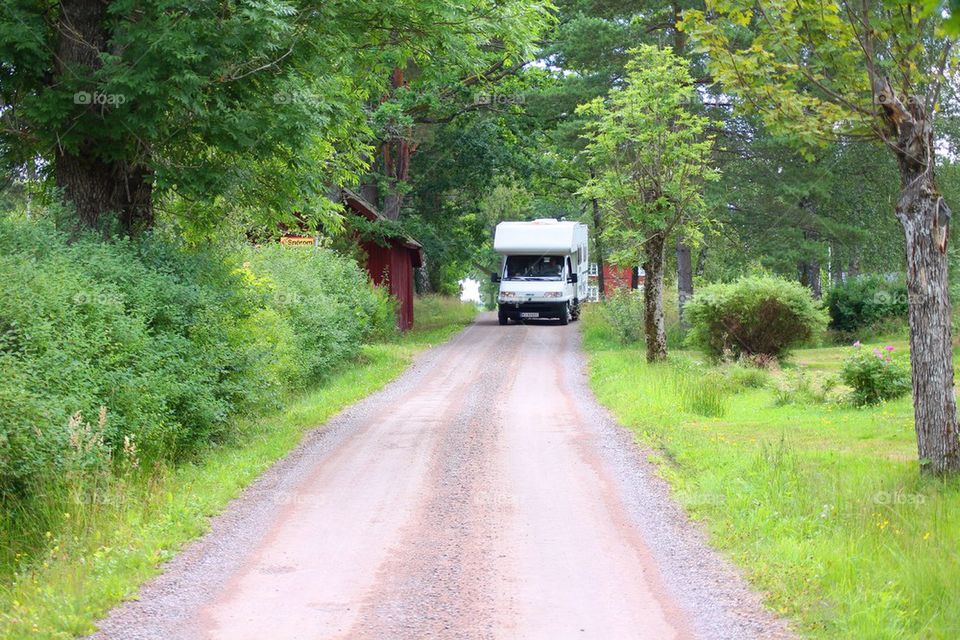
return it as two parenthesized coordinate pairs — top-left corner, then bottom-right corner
(825, 275), (908, 333)
(684, 275), (828, 360)
(0, 217), (394, 501)
(602, 289), (645, 344)
(245, 245), (397, 383)
(840, 343), (911, 406)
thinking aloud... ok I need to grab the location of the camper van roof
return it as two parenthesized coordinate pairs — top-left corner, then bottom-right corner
(493, 220), (586, 255)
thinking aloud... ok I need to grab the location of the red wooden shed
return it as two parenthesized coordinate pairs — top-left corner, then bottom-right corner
(342, 189), (423, 331)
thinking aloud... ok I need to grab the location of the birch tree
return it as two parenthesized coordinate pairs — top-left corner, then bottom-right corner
(579, 45), (718, 362)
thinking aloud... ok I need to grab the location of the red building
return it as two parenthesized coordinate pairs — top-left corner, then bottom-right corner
(597, 264), (644, 294)
(342, 189), (423, 331)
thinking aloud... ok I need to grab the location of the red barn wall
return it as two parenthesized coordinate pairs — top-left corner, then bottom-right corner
(361, 240), (415, 331)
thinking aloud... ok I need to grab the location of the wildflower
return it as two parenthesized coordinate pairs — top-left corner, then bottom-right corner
(924, 532), (931, 540)
(885, 345), (894, 352)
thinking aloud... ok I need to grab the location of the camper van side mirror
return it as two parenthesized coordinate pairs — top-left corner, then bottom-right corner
(491, 272), (501, 283)
(568, 273), (578, 284)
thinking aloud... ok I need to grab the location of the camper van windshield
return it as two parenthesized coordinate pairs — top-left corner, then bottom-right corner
(505, 255), (563, 280)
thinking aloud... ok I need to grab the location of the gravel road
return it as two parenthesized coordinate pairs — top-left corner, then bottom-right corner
(90, 313), (793, 640)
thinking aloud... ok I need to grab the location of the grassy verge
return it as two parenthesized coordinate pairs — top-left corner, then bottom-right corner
(581, 305), (960, 639)
(0, 298), (475, 639)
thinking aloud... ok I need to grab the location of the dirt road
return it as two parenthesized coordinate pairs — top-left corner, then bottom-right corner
(91, 314), (791, 640)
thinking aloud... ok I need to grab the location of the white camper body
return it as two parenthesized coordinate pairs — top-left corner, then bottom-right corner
(492, 219), (589, 325)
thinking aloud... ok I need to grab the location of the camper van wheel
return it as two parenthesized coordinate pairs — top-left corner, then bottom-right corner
(498, 310), (509, 326)
(571, 301), (581, 321)
(558, 303), (570, 326)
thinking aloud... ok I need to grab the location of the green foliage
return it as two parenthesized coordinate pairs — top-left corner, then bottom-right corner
(684, 275), (829, 359)
(1, 0), (551, 234)
(825, 276), (908, 333)
(841, 344), (912, 406)
(245, 245), (397, 384)
(0, 216), (392, 504)
(684, 0), (949, 153)
(578, 45), (718, 260)
(601, 289), (646, 344)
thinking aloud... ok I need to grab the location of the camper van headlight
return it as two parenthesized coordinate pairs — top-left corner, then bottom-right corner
(543, 291), (563, 298)
(499, 291), (518, 300)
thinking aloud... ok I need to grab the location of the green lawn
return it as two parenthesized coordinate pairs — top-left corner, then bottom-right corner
(581, 306), (960, 639)
(0, 298), (475, 640)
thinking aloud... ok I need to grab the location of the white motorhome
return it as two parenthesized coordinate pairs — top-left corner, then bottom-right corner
(491, 219), (589, 325)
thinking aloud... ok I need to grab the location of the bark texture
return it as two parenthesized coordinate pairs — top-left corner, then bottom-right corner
(798, 259), (821, 299)
(643, 231), (668, 363)
(878, 84), (960, 474)
(380, 67), (413, 220)
(591, 191), (606, 297)
(55, 0), (152, 234)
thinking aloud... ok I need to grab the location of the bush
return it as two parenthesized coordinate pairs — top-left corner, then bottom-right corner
(0, 217), (394, 501)
(602, 289), (645, 344)
(245, 245), (397, 383)
(684, 275), (828, 360)
(825, 275), (908, 333)
(840, 343), (911, 406)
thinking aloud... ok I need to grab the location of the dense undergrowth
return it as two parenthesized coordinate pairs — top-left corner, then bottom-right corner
(0, 216), (399, 567)
(0, 223), (475, 638)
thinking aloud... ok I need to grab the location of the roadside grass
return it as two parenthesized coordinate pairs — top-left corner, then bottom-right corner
(581, 305), (960, 639)
(407, 293), (479, 332)
(0, 298), (475, 640)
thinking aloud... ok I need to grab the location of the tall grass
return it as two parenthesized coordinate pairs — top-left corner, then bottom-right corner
(412, 294), (478, 332)
(582, 303), (960, 639)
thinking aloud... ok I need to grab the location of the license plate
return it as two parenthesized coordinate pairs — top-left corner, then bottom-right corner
(520, 312), (539, 318)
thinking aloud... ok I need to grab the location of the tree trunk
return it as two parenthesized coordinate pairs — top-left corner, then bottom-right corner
(671, 2), (694, 328)
(54, 0), (152, 234)
(643, 231), (668, 363)
(380, 67), (412, 221)
(676, 235), (693, 328)
(831, 246), (844, 285)
(798, 259), (821, 299)
(591, 191), (606, 297)
(898, 176), (960, 474)
(55, 151), (153, 234)
(881, 88), (960, 475)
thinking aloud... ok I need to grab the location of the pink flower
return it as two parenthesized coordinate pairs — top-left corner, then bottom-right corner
(885, 345), (894, 352)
